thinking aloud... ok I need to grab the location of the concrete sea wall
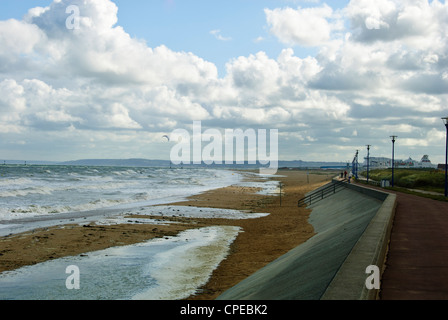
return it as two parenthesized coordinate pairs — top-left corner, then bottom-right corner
(217, 182), (396, 300)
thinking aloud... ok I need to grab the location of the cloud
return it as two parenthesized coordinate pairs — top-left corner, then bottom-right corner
(0, 0), (447, 162)
(261, 0), (447, 160)
(210, 29), (232, 41)
(13, 0), (218, 89)
(264, 4), (344, 47)
(0, 0), (220, 130)
(345, 0), (448, 48)
(400, 73), (448, 95)
(0, 79), (26, 133)
(0, 19), (44, 55)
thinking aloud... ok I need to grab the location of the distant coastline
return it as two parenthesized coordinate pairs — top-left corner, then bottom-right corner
(1, 158), (347, 169)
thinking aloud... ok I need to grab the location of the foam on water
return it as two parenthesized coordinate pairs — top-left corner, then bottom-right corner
(132, 226), (240, 300)
(0, 166), (242, 221)
(0, 226), (240, 300)
(131, 205), (269, 220)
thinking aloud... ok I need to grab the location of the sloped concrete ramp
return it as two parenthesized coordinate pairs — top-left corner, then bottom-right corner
(217, 183), (395, 300)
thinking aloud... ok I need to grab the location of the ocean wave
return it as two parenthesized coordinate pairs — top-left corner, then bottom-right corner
(0, 186), (54, 198)
(112, 169), (139, 176)
(0, 177), (34, 186)
(0, 167), (243, 221)
(0, 198), (127, 220)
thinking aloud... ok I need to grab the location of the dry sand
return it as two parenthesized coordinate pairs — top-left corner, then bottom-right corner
(0, 169), (333, 300)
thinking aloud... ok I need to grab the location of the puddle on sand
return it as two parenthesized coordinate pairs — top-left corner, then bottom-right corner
(0, 226), (240, 300)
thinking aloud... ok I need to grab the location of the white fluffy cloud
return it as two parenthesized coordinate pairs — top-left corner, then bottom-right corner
(345, 0), (447, 47)
(0, 0), (447, 162)
(0, 79), (26, 133)
(265, 4), (343, 47)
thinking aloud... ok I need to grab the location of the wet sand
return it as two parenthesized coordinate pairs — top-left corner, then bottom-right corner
(0, 169), (332, 299)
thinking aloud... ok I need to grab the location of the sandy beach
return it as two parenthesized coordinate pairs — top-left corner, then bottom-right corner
(0, 169), (332, 300)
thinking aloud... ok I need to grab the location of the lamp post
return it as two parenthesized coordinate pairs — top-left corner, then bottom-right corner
(390, 136), (397, 187)
(366, 145), (370, 184)
(442, 117), (448, 197)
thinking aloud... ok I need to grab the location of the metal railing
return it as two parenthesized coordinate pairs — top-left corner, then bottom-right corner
(298, 180), (348, 207)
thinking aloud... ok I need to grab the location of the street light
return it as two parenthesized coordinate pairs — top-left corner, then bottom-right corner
(390, 136), (397, 187)
(366, 145), (371, 184)
(442, 117), (448, 197)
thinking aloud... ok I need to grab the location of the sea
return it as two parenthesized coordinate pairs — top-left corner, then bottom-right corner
(0, 164), (277, 300)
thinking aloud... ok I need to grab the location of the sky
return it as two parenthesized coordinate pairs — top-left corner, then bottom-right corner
(0, 0), (447, 164)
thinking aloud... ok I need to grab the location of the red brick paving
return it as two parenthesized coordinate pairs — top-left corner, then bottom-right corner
(378, 190), (448, 300)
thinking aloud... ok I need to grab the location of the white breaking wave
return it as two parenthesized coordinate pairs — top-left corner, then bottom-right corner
(0, 166), (242, 221)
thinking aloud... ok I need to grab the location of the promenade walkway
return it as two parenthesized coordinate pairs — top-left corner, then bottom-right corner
(365, 186), (448, 299)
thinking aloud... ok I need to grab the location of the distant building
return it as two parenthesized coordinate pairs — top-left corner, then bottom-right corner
(438, 164), (447, 170)
(363, 155), (437, 169)
(420, 155), (433, 167)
